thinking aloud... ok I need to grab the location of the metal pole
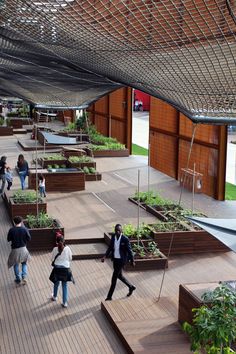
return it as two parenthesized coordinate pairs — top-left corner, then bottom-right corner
(148, 143), (150, 193)
(137, 169), (140, 247)
(192, 163), (196, 214)
(35, 124), (39, 217)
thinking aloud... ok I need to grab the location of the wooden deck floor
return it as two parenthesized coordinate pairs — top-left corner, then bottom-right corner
(1, 129), (236, 353)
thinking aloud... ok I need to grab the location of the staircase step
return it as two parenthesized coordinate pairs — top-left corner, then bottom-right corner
(66, 237), (104, 245)
(70, 243), (107, 260)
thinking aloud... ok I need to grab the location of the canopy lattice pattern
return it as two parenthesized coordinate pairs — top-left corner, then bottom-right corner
(1, 0), (236, 122)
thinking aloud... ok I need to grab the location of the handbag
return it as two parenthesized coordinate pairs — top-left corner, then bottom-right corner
(49, 253), (61, 283)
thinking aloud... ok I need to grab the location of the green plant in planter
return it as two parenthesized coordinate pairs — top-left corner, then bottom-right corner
(89, 167), (96, 174)
(43, 153), (64, 160)
(147, 241), (160, 256)
(76, 111), (88, 131)
(64, 121), (77, 132)
(183, 284), (236, 354)
(120, 223), (137, 238)
(132, 243), (146, 258)
(83, 166), (89, 174)
(0, 116), (4, 126)
(13, 190), (42, 204)
(26, 212), (54, 229)
(68, 155), (92, 163)
(47, 165), (52, 169)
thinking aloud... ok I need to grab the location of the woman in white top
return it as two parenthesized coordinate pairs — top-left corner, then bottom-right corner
(38, 173), (46, 197)
(51, 236), (72, 308)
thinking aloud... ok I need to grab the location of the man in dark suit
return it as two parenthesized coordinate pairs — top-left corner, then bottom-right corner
(101, 224), (136, 301)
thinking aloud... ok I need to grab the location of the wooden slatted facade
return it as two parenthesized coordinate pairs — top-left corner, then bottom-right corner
(88, 90), (227, 201)
(149, 97), (227, 200)
(87, 87), (133, 152)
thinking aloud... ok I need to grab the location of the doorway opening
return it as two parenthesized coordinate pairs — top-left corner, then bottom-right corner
(132, 89), (150, 156)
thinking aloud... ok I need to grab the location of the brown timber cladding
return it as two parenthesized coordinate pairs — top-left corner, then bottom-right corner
(149, 97), (226, 200)
(87, 87), (132, 152)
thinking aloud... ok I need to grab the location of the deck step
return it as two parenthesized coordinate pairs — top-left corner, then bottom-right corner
(70, 242), (107, 260)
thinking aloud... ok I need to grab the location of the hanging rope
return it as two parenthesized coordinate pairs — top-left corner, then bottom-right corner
(178, 123), (198, 206)
(156, 122), (198, 301)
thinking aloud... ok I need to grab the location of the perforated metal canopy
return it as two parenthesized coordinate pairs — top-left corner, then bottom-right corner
(1, 0), (236, 123)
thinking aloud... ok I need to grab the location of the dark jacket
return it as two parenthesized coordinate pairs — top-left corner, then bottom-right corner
(7, 226), (31, 249)
(105, 234), (134, 265)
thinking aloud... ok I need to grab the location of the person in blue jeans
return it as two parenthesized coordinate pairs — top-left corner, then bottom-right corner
(7, 216), (31, 284)
(17, 154), (29, 190)
(51, 236), (72, 308)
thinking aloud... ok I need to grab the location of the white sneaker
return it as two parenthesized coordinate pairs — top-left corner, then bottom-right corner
(51, 295), (57, 301)
(61, 302), (68, 308)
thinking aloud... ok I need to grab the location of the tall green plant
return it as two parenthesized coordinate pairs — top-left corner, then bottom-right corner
(26, 212), (54, 228)
(183, 284), (236, 354)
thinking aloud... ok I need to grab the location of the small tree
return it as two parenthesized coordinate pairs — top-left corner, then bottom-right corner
(183, 284), (236, 354)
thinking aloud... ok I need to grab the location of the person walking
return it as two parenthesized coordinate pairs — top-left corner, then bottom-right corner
(0, 155), (7, 195)
(50, 236), (73, 308)
(101, 224), (136, 301)
(38, 173), (46, 197)
(5, 166), (13, 190)
(7, 216), (31, 285)
(17, 154), (29, 190)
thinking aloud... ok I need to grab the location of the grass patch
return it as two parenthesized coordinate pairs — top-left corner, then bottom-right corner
(225, 182), (236, 200)
(132, 144), (148, 156)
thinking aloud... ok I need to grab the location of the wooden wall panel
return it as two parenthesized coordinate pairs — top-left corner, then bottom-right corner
(178, 140), (218, 196)
(87, 87), (132, 152)
(179, 113), (219, 144)
(94, 114), (108, 136)
(150, 98), (178, 133)
(111, 120), (126, 144)
(109, 89), (126, 118)
(150, 131), (177, 178)
(94, 96), (108, 115)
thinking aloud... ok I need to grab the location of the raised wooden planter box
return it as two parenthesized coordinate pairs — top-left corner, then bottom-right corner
(178, 282), (220, 324)
(9, 118), (32, 128)
(39, 158), (67, 168)
(85, 173), (102, 181)
(8, 198), (47, 219)
(26, 219), (64, 252)
(104, 232), (168, 271)
(146, 204), (182, 222)
(57, 132), (89, 142)
(86, 148), (129, 158)
(68, 161), (96, 169)
(128, 197), (147, 210)
(62, 147), (86, 158)
(28, 169), (85, 192)
(151, 229), (229, 255)
(0, 126), (13, 136)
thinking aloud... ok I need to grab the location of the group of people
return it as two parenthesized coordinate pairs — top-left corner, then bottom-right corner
(0, 154), (46, 197)
(0, 154), (29, 194)
(7, 221), (136, 308)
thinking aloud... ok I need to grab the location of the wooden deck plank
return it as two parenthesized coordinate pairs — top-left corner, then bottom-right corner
(2, 129), (236, 353)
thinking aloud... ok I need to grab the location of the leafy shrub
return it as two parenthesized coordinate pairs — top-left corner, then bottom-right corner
(64, 122), (77, 132)
(0, 117), (4, 126)
(68, 155), (92, 163)
(13, 190), (42, 204)
(89, 167), (96, 174)
(43, 154), (64, 161)
(116, 223), (153, 239)
(26, 212), (54, 228)
(83, 166), (89, 174)
(76, 111), (88, 131)
(183, 284), (236, 354)
(90, 143), (126, 151)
